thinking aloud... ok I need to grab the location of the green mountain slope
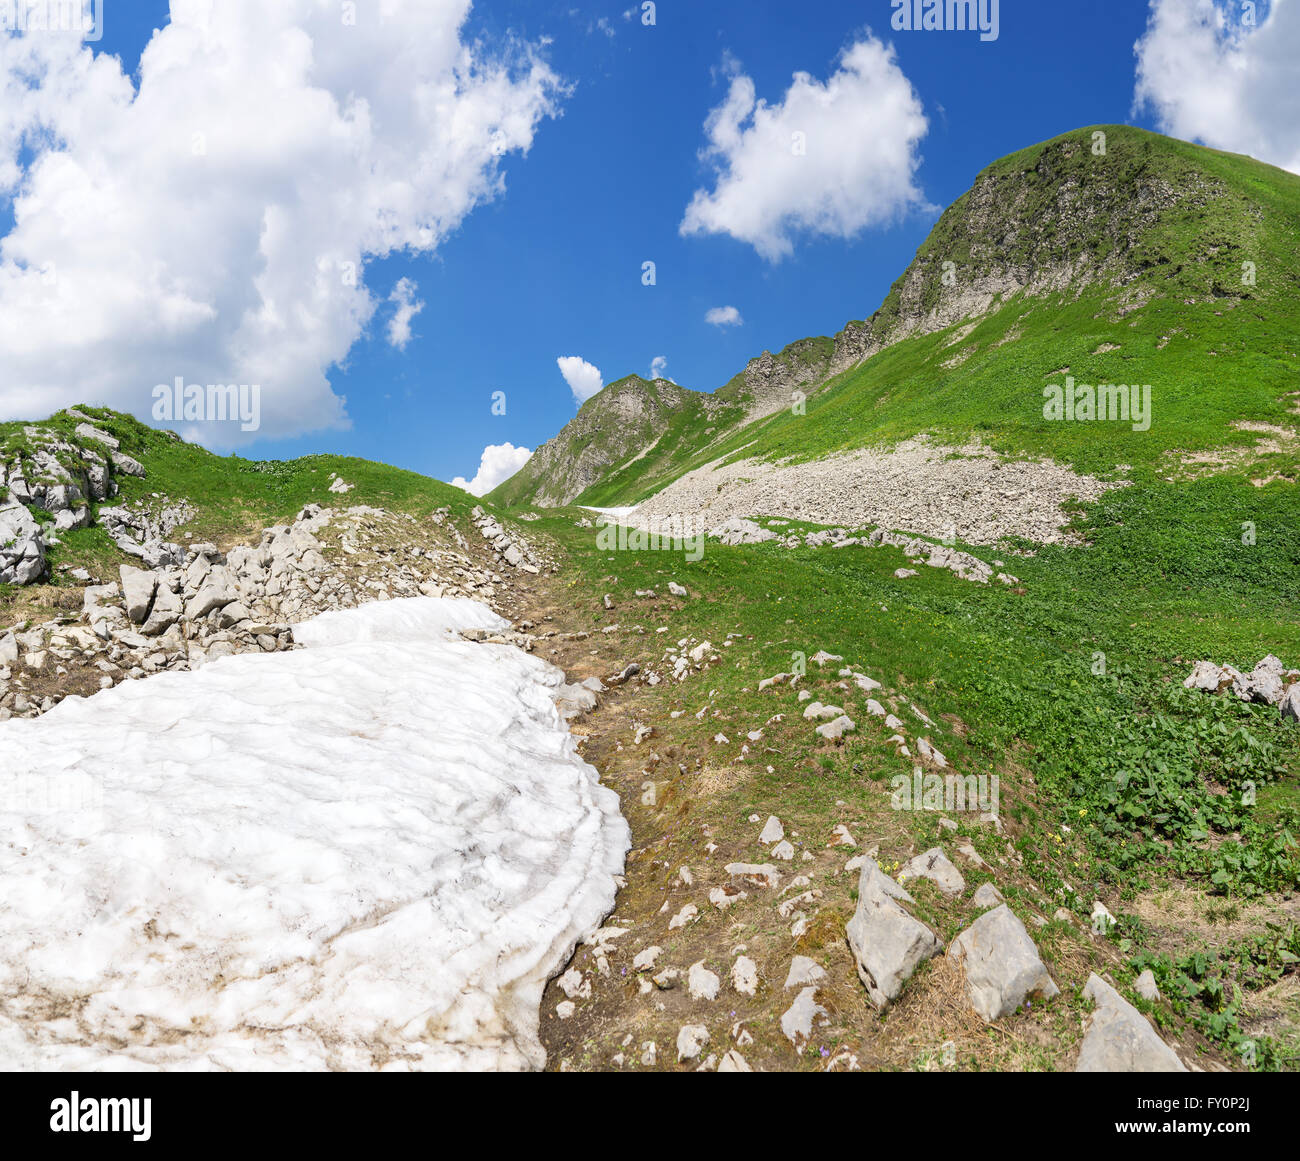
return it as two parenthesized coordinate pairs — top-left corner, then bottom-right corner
(494, 125), (1300, 509)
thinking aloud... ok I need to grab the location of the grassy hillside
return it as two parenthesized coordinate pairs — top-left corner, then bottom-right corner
(490, 376), (746, 508)
(534, 464), (1300, 1066)
(501, 125), (1300, 1068)
(505, 126), (1300, 509)
(1, 406), (478, 626)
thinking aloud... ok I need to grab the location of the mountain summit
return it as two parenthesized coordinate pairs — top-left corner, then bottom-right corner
(492, 125), (1300, 513)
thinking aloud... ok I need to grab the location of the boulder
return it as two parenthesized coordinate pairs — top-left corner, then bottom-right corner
(846, 857), (942, 1009)
(0, 500), (45, 585)
(1236, 655), (1285, 705)
(687, 961), (720, 1001)
(1076, 974), (1186, 1072)
(780, 987), (826, 1049)
(784, 956), (827, 989)
(725, 863), (781, 890)
(140, 585), (182, 637)
(898, 847), (966, 897)
(120, 565), (158, 625)
(676, 1025), (709, 1062)
(1183, 660), (1231, 693)
(75, 422), (120, 450)
(948, 904), (1059, 1021)
(816, 714), (856, 740)
(1134, 969), (1161, 1003)
(1281, 684), (1300, 724)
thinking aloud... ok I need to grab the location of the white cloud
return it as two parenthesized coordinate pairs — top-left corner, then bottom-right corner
(1134, 0), (1300, 174)
(386, 278), (425, 350)
(0, 1), (565, 443)
(649, 355), (674, 382)
(557, 355), (603, 405)
(705, 305), (743, 327)
(451, 441), (533, 497)
(680, 37), (929, 261)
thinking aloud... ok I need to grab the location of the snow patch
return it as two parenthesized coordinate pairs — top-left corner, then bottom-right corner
(0, 598), (628, 1070)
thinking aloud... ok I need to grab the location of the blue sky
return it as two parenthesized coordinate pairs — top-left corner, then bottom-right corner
(0, 0), (1292, 491)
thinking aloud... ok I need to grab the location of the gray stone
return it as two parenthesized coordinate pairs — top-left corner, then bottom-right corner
(111, 452), (147, 477)
(0, 500), (45, 585)
(948, 904), (1059, 1021)
(1134, 969), (1161, 1003)
(140, 585), (182, 637)
(676, 1025), (709, 1062)
(75, 422), (120, 450)
(725, 863), (782, 890)
(784, 956), (827, 989)
(1236, 655), (1286, 705)
(1076, 974), (1186, 1072)
(185, 579), (237, 621)
(846, 857), (942, 1009)
(1281, 684), (1300, 724)
(120, 565), (158, 625)
(816, 714), (856, 740)
(717, 1049), (752, 1072)
(898, 847), (966, 897)
(688, 961), (720, 1001)
(780, 987), (826, 1048)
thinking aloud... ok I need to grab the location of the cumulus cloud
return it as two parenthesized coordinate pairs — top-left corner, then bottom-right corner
(649, 355), (674, 382)
(557, 355), (603, 405)
(386, 278), (425, 350)
(680, 37), (929, 261)
(0, 1), (565, 443)
(1134, 0), (1300, 173)
(451, 441), (532, 497)
(705, 305), (743, 327)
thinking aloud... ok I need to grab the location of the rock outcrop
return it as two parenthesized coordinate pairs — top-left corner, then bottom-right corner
(1076, 974), (1186, 1072)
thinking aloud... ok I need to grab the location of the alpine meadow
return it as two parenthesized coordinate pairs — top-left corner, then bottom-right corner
(0, 0), (1297, 1127)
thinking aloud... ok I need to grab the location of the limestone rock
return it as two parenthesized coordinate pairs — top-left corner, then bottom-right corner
(846, 858), (942, 1009)
(898, 847), (966, 897)
(1076, 974), (1186, 1072)
(120, 565), (158, 625)
(676, 1025), (709, 1062)
(688, 961), (720, 1001)
(731, 956), (758, 996)
(948, 904), (1059, 1022)
(784, 956), (827, 989)
(780, 987), (826, 1049)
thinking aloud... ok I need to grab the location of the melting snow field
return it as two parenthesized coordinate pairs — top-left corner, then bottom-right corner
(0, 598), (629, 1070)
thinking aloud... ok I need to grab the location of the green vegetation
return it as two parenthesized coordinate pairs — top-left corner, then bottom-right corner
(521, 449), (1299, 1064)
(500, 126), (1300, 510)
(54, 407), (475, 547)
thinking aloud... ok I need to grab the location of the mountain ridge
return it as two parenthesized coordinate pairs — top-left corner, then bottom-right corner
(491, 124), (1300, 512)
